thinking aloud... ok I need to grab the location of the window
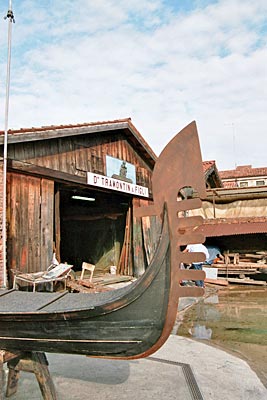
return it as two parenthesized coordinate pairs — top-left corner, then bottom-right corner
(239, 181), (248, 187)
(256, 180), (265, 186)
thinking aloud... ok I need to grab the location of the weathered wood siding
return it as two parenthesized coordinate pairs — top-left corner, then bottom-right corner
(7, 173), (54, 277)
(7, 132), (152, 191)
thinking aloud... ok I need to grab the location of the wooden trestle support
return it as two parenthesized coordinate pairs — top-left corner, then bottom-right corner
(0, 350), (57, 399)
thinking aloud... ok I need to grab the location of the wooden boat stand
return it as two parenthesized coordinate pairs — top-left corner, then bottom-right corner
(0, 350), (57, 399)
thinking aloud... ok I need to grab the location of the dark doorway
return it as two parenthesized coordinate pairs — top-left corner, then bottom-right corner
(58, 184), (131, 272)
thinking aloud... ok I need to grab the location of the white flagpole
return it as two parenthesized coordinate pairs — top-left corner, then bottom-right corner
(2, 1), (15, 288)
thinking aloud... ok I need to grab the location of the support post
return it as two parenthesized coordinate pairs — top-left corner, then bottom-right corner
(0, 351), (5, 400)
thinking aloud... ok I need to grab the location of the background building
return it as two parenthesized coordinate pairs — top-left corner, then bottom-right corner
(220, 165), (267, 188)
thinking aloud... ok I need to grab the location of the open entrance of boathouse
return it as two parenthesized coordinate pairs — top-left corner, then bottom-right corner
(58, 183), (132, 274)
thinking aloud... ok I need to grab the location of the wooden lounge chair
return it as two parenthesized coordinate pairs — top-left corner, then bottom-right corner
(12, 263), (73, 292)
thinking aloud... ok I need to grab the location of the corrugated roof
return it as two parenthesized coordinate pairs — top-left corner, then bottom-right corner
(196, 217), (267, 237)
(205, 185), (267, 198)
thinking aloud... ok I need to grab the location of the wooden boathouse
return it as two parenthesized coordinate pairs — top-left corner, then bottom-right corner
(0, 118), (159, 288)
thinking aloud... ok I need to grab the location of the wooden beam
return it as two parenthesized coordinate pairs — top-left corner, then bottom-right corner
(62, 213), (124, 221)
(55, 189), (61, 263)
(8, 159), (86, 185)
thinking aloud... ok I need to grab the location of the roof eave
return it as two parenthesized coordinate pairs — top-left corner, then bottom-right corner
(0, 119), (157, 168)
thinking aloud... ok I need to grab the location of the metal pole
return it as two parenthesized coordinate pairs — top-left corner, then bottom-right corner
(2, 1), (15, 288)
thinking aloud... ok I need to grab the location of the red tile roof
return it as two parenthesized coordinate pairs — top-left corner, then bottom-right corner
(202, 160), (223, 187)
(220, 165), (267, 179)
(202, 160), (216, 173)
(0, 118), (132, 135)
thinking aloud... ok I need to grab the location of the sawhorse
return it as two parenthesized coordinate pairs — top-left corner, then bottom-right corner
(0, 350), (57, 399)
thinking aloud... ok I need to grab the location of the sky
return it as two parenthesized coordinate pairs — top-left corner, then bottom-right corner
(0, 0), (266, 171)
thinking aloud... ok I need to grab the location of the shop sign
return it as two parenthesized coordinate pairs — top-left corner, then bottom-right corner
(87, 172), (149, 198)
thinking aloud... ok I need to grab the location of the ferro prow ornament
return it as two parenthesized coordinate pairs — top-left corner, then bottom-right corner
(135, 121), (207, 353)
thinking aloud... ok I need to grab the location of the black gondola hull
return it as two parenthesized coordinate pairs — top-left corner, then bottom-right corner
(0, 219), (170, 358)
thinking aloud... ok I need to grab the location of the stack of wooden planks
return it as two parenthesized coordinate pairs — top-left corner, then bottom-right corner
(117, 208), (133, 276)
(67, 273), (134, 293)
(214, 263), (260, 276)
(238, 252), (267, 265)
(209, 250), (267, 285)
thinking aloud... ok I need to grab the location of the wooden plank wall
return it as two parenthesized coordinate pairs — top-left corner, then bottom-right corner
(40, 179), (54, 270)
(7, 173), (54, 278)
